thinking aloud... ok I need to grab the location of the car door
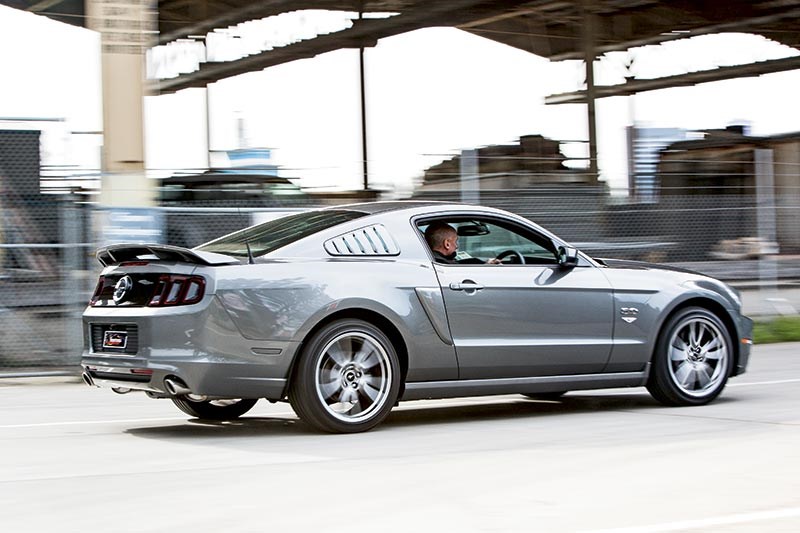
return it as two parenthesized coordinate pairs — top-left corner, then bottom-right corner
(426, 217), (614, 380)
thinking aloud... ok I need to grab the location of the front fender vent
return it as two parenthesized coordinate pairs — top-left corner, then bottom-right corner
(324, 224), (400, 256)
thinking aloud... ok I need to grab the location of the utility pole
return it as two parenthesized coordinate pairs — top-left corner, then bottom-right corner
(581, 1), (599, 183)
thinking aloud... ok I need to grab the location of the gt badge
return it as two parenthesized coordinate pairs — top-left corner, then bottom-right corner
(621, 307), (639, 323)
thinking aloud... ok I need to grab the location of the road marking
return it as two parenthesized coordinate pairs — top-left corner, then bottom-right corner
(580, 506), (800, 533)
(0, 415), (299, 429)
(0, 396), (540, 430)
(0, 401), (509, 429)
(728, 378), (800, 387)
(0, 417), (191, 429)
(584, 377), (800, 396)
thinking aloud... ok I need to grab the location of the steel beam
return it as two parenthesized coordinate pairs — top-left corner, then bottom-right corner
(548, 6), (800, 61)
(150, 0), (525, 93)
(545, 55), (800, 104)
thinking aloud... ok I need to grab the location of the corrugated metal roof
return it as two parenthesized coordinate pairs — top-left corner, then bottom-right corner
(6, 0), (800, 94)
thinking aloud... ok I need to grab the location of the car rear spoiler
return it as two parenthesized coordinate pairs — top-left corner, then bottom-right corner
(96, 244), (240, 267)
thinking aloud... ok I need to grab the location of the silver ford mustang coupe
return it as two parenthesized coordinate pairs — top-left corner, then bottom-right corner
(82, 201), (752, 433)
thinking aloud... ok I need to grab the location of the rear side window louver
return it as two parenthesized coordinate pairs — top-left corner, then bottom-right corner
(324, 224), (400, 256)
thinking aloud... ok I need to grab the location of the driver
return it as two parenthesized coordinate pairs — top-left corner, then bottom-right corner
(424, 222), (501, 264)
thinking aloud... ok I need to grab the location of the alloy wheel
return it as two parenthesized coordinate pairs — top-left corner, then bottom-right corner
(314, 331), (393, 423)
(667, 316), (729, 397)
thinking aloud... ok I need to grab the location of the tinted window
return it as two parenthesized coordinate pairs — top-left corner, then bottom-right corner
(418, 217), (557, 265)
(457, 221), (555, 263)
(196, 210), (367, 257)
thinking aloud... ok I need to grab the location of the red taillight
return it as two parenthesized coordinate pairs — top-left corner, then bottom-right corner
(148, 275), (205, 306)
(90, 276), (107, 306)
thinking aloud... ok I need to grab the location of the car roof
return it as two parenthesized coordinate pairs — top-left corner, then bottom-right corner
(323, 200), (495, 216)
(323, 200), (440, 215)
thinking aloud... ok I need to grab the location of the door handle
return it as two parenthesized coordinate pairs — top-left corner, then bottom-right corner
(449, 281), (484, 291)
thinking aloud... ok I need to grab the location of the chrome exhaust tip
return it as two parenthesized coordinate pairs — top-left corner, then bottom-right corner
(82, 372), (95, 387)
(164, 377), (191, 396)
(186, 394), (208, 402)
(112, 387), (133, 395)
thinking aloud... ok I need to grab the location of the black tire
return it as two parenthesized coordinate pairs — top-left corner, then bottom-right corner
(172, 397), (258, 420)
(522, 391), (566, 401)
(289, 319), (401, 433)
(647, 307), (732, 406)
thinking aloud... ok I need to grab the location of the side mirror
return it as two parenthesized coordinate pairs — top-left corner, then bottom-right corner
(557, 246), (579, 269)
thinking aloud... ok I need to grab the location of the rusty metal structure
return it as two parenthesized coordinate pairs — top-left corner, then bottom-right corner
(143, 1), (800, 94)
(4, 1), (800, 184)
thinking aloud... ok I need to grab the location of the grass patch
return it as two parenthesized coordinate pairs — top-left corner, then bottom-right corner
(753, 315), (800, 344)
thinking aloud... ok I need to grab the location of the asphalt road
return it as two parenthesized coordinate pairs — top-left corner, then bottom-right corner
(1, 343), (798, 533)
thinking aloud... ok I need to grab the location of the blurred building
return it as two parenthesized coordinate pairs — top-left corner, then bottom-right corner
(412, 134), (609, 248)
(658, 126), (800, 254)
(627, 127), (688, 201)
(417, 134), (594, 193)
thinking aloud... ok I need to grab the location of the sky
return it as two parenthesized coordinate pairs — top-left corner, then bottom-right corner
(2, 5), (800, 195)
(0, 6), (101, 178)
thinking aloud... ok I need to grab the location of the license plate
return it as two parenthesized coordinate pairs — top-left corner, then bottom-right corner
(102, 330), (128, 349)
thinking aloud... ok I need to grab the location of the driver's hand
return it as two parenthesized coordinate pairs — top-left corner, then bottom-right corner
(487, 258), (502, 265)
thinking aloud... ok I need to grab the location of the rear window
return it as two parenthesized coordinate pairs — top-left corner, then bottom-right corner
(195, 210), (367, 257)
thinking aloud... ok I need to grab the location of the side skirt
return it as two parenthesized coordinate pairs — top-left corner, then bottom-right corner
(401, 369), (649, 401)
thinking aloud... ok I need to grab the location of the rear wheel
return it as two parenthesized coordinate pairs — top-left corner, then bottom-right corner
(172, 397), (258, 420)
(289, 319), (400, 433)
(647, 307), (732, 406)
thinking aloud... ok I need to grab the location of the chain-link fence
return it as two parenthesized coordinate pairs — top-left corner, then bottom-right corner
(413, 187), (800, 271)
(0, 197), (89, 373)
(1, 185), (799, 373)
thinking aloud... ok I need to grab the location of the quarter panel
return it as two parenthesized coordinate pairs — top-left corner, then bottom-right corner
(214, 259), (459, 381)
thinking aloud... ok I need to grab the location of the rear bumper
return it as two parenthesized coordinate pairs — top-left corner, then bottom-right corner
(82, 357), (288, 399)
(81, 296), (297, 399)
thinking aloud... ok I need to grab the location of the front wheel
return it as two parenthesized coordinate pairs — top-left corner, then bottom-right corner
(289, 319), (401, 433)
(172, 397), (258, 420)
(647, 307), (732, 406)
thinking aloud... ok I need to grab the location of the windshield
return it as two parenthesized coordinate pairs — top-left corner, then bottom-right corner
(195, 210), (367, 257)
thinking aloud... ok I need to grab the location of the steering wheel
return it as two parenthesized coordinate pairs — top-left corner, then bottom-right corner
(495, 249), (525, 264)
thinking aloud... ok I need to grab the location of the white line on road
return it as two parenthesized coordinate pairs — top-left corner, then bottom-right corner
(580, 506), (800, 533)
(728, 378), (800, 387)
(583, 377), (800, 396)
(0, 416), (198, 429)
(0, 396), (553, 429)
(0, 399), (508, 429)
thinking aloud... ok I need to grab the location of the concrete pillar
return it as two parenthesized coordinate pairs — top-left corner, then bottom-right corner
(773, 141), (800, 253)
(755, 148), (780, 310)
(459, 149), (479, 205)
(86, 0), (155, 207)
(755, 148), (777, 250)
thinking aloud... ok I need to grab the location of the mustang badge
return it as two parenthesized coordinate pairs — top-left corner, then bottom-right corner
(113, 275), (133, 304)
